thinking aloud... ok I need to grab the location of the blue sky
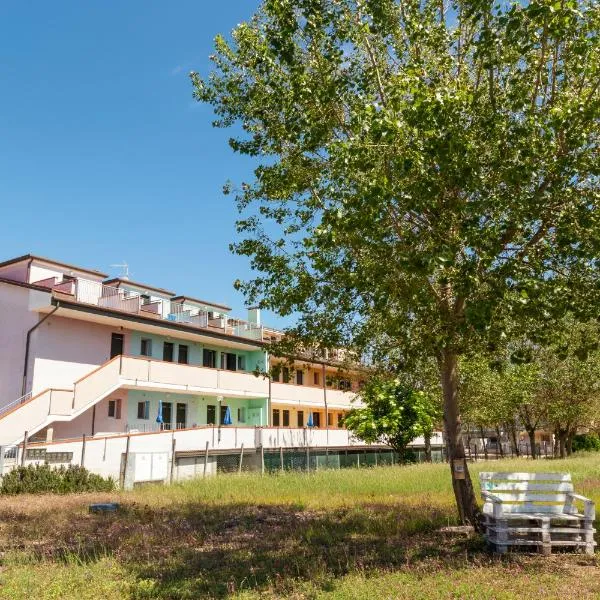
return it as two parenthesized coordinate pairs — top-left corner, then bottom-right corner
(0, 1), (294, 327)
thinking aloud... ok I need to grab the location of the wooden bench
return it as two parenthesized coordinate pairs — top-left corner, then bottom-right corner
(480, 472), (596, 555)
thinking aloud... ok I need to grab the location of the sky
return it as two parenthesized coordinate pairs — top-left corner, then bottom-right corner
(0, 1), (295, 327)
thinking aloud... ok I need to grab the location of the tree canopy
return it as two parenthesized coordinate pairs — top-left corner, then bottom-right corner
(344, 376), (440, 460)
(194, 0), (600, 526)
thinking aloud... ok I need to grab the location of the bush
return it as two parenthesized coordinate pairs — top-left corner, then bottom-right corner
(572, 433), (600, 453)
(0, 464), (115, 495)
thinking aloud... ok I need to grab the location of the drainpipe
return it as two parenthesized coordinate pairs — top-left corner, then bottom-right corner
(22, 303), (60, 396)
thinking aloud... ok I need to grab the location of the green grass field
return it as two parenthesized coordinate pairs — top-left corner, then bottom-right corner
(0, 455), (598, 599)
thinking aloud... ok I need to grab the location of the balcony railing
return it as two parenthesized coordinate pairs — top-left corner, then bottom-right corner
(51, 277), (264, 342)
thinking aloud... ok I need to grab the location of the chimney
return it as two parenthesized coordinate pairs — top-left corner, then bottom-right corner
(248, 307), (261, 326)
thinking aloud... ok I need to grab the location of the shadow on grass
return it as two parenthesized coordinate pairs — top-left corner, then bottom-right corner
(0, 499), (491, 598)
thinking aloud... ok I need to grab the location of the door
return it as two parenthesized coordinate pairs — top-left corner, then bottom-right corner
(162, 402), (172, 430)
(176, 403), (187, 429)
(110, 333), (124, 358)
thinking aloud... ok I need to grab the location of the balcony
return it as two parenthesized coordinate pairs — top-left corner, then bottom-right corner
(271, 382), (355, 408)
(49, 277), (265, 342)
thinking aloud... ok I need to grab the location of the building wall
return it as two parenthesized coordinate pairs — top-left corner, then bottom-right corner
(126, 390), (267, 431)
(29, 315), (128, 393)
(0, 284), (40, 405)
(128, 330), (266, 373)
(0, 261), (29, 282)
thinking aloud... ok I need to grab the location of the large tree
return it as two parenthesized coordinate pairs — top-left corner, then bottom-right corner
(193, 0), (600, 527)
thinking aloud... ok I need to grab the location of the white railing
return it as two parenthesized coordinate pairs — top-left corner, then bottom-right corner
(56, 277), (265, 341)
(167, 303), (209, 327)
(232, 322), (264, 340)
(0, 392), (32, 418)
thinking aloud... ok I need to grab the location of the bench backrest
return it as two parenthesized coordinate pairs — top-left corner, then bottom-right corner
(480, 472), (573, 514)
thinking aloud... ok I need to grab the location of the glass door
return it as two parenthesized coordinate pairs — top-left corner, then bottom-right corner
(176, 403), (187, 429)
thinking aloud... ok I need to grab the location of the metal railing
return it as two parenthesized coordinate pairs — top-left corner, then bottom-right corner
(0, 392), (32, 418)
(53, 276), (266, 341)
(167, 303), (209, 327)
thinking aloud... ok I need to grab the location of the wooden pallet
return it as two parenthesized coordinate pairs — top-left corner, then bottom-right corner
(480, 472), (596, 555)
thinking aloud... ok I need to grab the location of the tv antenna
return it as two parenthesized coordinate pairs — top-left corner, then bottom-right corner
(110, 262), (130, 279)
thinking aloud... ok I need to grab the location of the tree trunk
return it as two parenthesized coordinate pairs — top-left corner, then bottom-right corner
(507, 420), (520, 457)
(440, 349), (482, 531)
(559, 430), (567, 458)
(479, 426), (488, 460)
(566, 426), (576, 456)
(495, 425), (505, 458)
(526, 428), (537, 460)
(424, 431), (432, 463)
(553, 427), (560, 458)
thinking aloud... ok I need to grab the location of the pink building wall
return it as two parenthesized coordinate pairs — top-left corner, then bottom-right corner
(0, 261), (29, 282)
(29, 315), (131, 394)
(52, 391), (127, 439)
(0, 283), (39, 406)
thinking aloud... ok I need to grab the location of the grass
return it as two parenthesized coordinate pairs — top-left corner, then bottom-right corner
(0, 455), (598, 598)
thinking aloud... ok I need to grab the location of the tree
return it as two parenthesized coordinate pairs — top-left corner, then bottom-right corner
(344, 377), (439, 461)
(194, 0), (600, 527)
(537, 344), (600, 457)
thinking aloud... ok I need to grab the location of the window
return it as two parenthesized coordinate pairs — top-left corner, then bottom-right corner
(313, 372), (320, 386)
(203, 349), (216, 368)
(108, 399), (121, 419)
(337, 413), (344, 427)
(312, 412), (321, 427)
(339, 380), (352, 391)
(141, 338), (152, 357)
(238, 407), (246, 423)
(221, 352), (237, 371)
(207, 405), (216, 425)
(162, 402), (172, 429)
(282, 409), (290, 427)
(178, 344), (189, 365)
(110, 333), (124, 359)
(237, 355), (246, 371)
(163, 342), (174, 362)
(282, 367), (290, 383)
(220, 404), (229, 424)
(176, 403), (187, 428)
(297, 410), (304, 427)
(141, 294), (151, 305)
(296, 370), (304, 385)
(137, 401), (150, 420)
(272, 409), (280, 426)
(327, 412), (333, 427)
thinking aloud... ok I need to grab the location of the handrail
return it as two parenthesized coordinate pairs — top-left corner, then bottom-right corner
(0, 392), (32, 417)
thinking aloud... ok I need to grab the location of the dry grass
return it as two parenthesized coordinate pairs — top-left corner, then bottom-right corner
(0, 455), (598, 598)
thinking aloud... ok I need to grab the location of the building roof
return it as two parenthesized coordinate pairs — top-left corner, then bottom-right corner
(170, 295), (232, 312)
(0, 254), (108, 278)
(103, 277), (175, 297)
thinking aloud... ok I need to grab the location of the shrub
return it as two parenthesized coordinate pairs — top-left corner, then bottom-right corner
(1, 464), (115, 495)
(572, 433), (600, 453)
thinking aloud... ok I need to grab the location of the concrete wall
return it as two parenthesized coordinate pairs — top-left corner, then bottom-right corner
(0, 284), (40, 405)
(29, 315), (127, 393)
(52, 390), (127, 440)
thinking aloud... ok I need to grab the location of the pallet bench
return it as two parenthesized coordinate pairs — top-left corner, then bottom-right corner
(480, 472), (596, 555)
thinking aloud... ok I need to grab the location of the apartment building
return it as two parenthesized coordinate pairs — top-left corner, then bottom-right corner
(0, 254), (358, 451)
